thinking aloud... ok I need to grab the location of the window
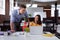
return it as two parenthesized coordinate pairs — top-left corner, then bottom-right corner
(26, 4), (38, 7)
(0, 0), (5, 15)
(51, 5), (60, 17)
(9, 0), (14, 15)
(9, 0), (19, 15)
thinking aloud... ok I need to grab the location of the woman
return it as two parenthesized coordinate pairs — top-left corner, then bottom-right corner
(30, 15), (42, 26)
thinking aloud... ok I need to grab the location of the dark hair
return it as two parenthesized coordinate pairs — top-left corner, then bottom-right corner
(18, 4), (26, 8)
(34, 15), (42, 25)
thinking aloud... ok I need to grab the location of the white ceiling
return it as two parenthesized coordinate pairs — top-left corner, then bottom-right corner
(16, 0), (60, 6)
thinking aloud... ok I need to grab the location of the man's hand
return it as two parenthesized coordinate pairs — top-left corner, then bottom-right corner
(11, 29), (15, 33)
(10, 22), (15, 33)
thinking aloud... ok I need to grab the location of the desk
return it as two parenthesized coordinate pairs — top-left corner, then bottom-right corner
(0, 32), (59, 40)
(0, 35), (26, 40)
(28, 35), (59, 40)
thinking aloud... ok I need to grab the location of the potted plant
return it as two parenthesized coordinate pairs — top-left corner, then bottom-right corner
(29, 14), (32, 17)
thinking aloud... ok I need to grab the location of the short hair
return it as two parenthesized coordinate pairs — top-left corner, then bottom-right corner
(18, 4), (26, 8)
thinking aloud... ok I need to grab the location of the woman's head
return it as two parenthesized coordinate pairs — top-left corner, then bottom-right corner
(34, 15), (42, 25)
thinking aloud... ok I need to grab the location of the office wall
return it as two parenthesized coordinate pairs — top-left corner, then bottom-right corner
(43, 6), (51, 18)
(26, 7), (46, 21)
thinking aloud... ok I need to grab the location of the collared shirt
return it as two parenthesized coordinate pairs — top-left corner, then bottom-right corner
(10, 9), (28, 23)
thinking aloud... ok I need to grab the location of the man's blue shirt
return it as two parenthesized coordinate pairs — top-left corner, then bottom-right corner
(10, 9), (28, 23)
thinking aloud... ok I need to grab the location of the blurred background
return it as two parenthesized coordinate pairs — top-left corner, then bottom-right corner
(0, 0), (60, 33)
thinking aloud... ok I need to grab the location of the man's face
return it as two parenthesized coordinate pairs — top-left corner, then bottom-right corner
(19, 8), (26, 14)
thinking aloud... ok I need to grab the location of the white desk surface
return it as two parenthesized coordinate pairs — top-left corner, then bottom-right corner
(0, 32), (59, 40)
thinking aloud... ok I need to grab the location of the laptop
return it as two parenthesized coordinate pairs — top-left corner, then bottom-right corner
(29, 26), (43, 35)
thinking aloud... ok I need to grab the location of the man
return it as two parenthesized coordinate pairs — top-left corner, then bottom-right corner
(10, 4), (28, 32)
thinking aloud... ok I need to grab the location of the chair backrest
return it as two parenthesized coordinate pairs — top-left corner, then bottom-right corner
(3, 20), (10, 31)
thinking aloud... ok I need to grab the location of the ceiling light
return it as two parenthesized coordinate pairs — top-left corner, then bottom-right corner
(26, 4), (37, 7)
(31, 0), (57, 2)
